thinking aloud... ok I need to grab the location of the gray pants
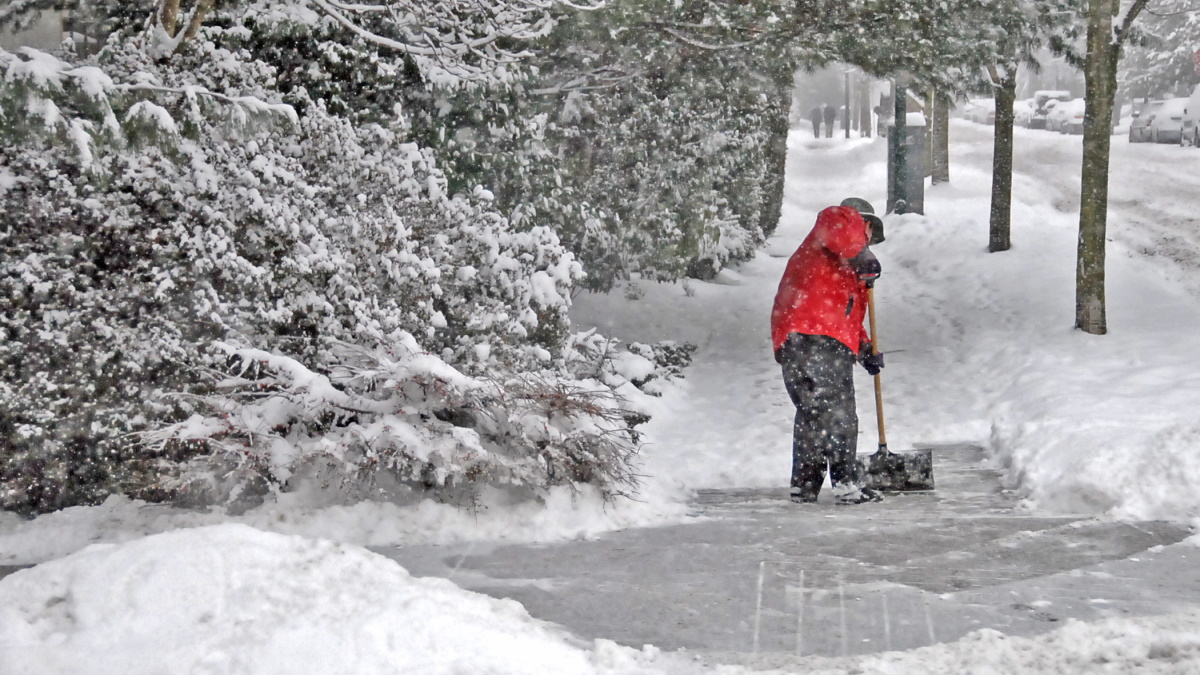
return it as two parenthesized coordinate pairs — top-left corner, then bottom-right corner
(779, 333), (859, 499)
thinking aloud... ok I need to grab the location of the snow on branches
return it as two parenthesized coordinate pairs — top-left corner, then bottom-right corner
(0, 44), (296, 169)
(142, 338), (644, 509)
(241, 0), (604, 86)
(0, 25), (669, 515)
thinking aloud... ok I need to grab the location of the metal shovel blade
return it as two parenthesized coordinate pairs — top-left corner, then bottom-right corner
(857, 445), (935, 491)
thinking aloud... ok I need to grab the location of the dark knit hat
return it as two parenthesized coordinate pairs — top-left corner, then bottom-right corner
(840, 197), (885, 244)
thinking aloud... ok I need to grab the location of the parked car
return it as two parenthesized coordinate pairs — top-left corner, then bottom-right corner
(1148, 97), (1188, 143)
(1181, 85), (1200, 146)
(1045, 100), (1068, 132)
(1129, 100), (1164, 143)
(1039, 99), (1064, 131)
(1014, 98), (1036, 127)
(1054, 98), (1086, 134)
(959, 98), (994, 124)
(1030, 90), (1071, 129)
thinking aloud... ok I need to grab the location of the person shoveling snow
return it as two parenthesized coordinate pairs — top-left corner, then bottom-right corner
(770, 202), (885, 505)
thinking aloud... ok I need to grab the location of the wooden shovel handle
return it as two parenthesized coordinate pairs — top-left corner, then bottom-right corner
(867, 288), (887, 448)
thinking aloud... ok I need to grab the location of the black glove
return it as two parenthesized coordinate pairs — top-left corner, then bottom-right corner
(860, 349), (884, 376)
(849, 248), (881, 287)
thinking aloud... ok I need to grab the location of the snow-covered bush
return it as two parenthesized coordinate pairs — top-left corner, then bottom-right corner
(142, 339), (641, 509)
(415, 79), (774, 293)
(564, 331), (696, 401)
(390, 3), (783, 292)
(0, 26), (638, 514)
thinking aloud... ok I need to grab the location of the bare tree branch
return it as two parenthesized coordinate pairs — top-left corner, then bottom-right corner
(1143, 3), (1200, 17)
(527, 66), (646, 95)
(1117, 0), (1154, 44)
(642, 19), (765, 51)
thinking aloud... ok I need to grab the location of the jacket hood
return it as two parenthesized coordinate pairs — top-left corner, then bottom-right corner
(811, 205), (869, 260)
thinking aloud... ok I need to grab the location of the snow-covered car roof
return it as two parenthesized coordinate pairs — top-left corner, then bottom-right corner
(1155, 97), (1188, 117)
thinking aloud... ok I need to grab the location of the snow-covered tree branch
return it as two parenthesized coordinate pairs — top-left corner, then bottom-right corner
(141, 339), (646, 507)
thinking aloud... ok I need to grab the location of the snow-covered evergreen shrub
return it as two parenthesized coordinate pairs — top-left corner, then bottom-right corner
(0, 27), (639, 514)
(623, 341), (697, 395)
(563, 331), (695, 402)
(142, 338), (641, 509)
(412, 75), (773, 293)
(389, 3), (782, 292)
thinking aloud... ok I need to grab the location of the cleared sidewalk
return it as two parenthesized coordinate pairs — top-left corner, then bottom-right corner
(377, 444), (1197, 662)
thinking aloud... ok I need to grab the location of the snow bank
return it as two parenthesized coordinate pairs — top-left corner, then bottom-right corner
(877, 125), (1200, 525)
(4, 524), (1200, 675)
(0, 524), (660, 675)
(736, 610), (1200, 674)
(0, 485), (688, 566)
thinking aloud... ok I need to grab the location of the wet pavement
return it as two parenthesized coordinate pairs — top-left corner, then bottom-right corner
(377, 444), (1198, 659)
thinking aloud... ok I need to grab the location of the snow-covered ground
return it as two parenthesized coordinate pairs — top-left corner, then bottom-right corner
(582, 119), (1200, 525)
(0, 524), (663, 675)
(4, 121), (1200, 673)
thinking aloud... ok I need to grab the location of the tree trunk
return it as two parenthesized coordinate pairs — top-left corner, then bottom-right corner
(989, 72), (1017, 252)
(844, 71), (852, 139)
(888, 79), (907, 213)
(180, 0), (214, 44)
(924, 89), (934, 178)
(159, 0), (181, 36)
(1076, 0), (1122, 335)
(860, 76), (872, 138)
(759, 86), (792, 240)
(932, 92), (950, 183)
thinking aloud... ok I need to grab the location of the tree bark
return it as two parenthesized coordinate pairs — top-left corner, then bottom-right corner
(932, 92), (950, 184)
(860, 76), (872, 139)
(989, 72), (1017, 252)
(845, 71), (852, 139)
(924, 89), (934, 178)
(1076, 0), (1123, 335)
(159, 0), (181, 36)
(888, 79), (907, 213)
(180, 0), (214, 45)
(759, 85), (792, 240)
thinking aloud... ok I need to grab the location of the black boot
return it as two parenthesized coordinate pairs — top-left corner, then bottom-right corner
(789, 483), (820, 504)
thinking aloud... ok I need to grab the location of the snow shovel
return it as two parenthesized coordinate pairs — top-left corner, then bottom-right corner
(856, 289), (935, 491)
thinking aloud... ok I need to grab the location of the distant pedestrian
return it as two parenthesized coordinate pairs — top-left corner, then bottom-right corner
(770, 200), (886, 505)
(823, 104), (836, 138)
(809, 105), (823, 138)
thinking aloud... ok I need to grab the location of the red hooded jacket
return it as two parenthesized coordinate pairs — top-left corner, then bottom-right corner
(771, 205), (871, 355)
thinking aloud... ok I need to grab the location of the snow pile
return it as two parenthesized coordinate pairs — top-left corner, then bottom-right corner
(869, 125), (1200, 525)
(5, 524), (1200, 675)
(887, 615), (1200, 673)
(746, 611), (1200, 674)
(869, 199), (1200, 521)
(0, 486), (688, 566)
(0, 524), (661, 675)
